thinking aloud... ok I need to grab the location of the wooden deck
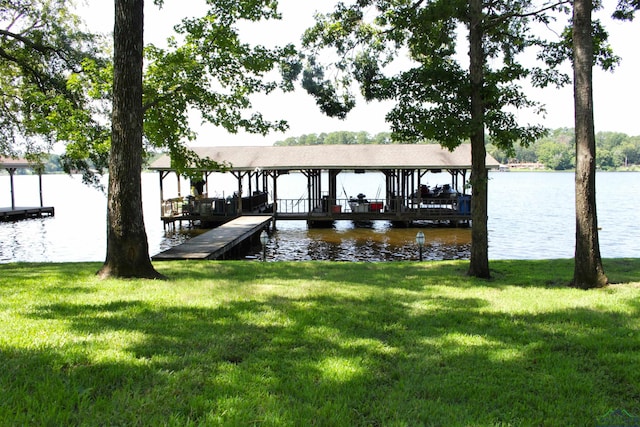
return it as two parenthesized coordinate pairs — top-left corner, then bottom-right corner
(152, 215), (272, 261)
(0, 206), (55, 221)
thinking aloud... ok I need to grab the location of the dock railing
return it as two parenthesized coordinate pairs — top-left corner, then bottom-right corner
(161, 191), (271, 221)
(276, 196), (471, 217)
(161, 193), (471, 225)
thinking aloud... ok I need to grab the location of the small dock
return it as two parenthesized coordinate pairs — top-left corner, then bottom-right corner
(152, 215), (272, 261)
(2, 157), (55, 222)
(1, 206), (55, 221)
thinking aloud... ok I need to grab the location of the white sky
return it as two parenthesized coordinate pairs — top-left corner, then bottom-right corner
(77, 1), (640, 146)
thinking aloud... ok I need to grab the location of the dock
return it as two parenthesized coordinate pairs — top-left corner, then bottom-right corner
(149, 145), (498, 228)
(2, 157), (55, 222)
(1, 206), (55, 221)
(152, 215), (272, 261)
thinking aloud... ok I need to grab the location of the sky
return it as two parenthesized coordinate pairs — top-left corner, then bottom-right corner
(77, 1), (640, 146)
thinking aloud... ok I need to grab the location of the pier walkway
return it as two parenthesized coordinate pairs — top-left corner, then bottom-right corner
(152, 215), (272, 261)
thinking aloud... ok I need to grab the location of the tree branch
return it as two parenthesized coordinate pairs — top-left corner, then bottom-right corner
(0, 28), (51, 55)
(0, 28), (83, 72)
(0, 45), (47, 88)
(486, 0), (571, 27)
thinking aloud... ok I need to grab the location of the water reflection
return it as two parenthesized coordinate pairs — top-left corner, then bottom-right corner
(0, 217), (54, 262)
(182, 220), (472, 262)
(1, 171), (639, 262)
(159, 220), (472, 262)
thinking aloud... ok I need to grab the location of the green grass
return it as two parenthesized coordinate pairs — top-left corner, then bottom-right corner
(1, 259), (639, 426)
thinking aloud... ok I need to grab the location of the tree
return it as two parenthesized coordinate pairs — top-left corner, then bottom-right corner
(616, 138), (640, 166)
(490, 128), (640, 169)
(97, 0), (161, 278)
(536, 140), (574, 170)
(141, 2), (298, 173)
(535, 0), (640, 288)
(97, 0), (299, 278)
(565, 0), (640, 288)
(570, 0), (607, 288)
(467, 0), (491, 278)
(301, 0), (563, 278)
(0, 0), (105, 168)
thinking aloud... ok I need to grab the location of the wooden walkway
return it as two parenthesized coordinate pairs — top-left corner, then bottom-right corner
(1, 206), (55, 221)
(152, 215), (272, 261)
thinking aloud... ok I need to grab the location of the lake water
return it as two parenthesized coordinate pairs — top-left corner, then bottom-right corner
(0, 171), (638, 262)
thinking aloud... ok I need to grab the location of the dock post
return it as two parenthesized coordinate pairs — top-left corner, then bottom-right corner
(37, 167), (44, 207)
(8, 168), (16, 210)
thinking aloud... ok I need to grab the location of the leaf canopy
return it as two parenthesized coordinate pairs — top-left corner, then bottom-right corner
(1, 0), (301, 180)
(0, 0), (107, 174)
(141, 0), (300, 176)
(300, 0), (583, 151)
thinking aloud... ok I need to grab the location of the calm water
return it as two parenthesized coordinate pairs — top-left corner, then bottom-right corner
(0, 171), (638, 262)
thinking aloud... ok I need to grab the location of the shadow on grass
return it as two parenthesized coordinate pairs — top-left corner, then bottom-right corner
(157, 260), (485, 290)
(155, 258), (640, 290)
(7, 266), (640, 425)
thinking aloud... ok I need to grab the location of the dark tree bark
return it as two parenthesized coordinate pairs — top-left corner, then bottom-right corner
(97, 0), (163, 279)
(571, 0), (607, 288)
(468, 0), (491, 279)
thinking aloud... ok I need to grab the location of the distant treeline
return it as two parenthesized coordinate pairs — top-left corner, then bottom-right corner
(488, 128), (640, 170)
(274, 131), (399, 146)
(274, 128), (640, 170)
(4, 152), (166, 175)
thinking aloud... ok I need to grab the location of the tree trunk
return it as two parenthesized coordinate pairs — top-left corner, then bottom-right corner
(467, 0), (491, 279)
(97, 0), (163, 279)
(571, 0), (607, 289)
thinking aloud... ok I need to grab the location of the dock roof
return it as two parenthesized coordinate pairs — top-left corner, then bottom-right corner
(149, 144), (499, 172)
(1, 157), (33, 169)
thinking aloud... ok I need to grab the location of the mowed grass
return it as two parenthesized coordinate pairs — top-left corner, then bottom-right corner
(1, 259), (639, 426)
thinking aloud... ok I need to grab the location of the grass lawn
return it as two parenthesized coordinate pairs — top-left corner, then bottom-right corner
(1, 259), (639, 426)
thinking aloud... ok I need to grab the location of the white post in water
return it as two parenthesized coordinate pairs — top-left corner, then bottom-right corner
(415, 231), (425, 262)
(260, 230), (269, 262)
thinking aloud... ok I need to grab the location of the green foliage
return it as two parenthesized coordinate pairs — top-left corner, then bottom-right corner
(536, 140), (575, 170)
(613, 0), (640, 21)
(1, 1), (301, 182)
(280, 128), (640, 170)
(301, 0), (561, 151)
(488, 128), (640, 169)
(274, 130), (442, 146)
(275, 130), (401, 146)
(536, 11), (621, 78)
(0, 0), (108, 171)
(142, 1), (300, 176)
(302, 57), (355, 119)
(1, 259), (639, 425)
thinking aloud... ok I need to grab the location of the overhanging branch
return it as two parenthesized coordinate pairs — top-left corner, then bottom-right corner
(486, 0), (572, 27)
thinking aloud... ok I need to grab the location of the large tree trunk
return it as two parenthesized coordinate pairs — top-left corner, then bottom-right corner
(97, 0), (163, 279)
(467, 0), (491, 279)
(571, 0), (607, 289)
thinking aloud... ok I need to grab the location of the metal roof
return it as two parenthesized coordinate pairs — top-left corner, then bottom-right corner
(149, 144), (499, 171)
(0, 157), (33, 169)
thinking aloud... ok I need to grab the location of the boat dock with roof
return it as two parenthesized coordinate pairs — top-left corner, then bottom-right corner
(1, 157), (54, 221)
(148, 144), (498, 260)
(149, 144), (498, 227)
